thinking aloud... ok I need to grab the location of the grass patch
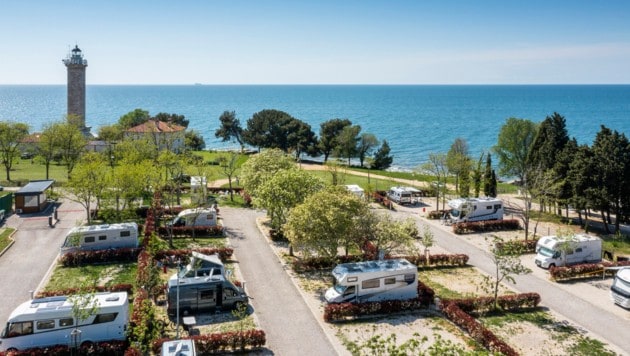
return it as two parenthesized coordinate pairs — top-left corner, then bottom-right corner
(419, 266), (488, 300)
(44, 262), (137, 291)
(0, 228), (15, 251)
(167, 236), (227, 250)
(1, 159), (70, 186)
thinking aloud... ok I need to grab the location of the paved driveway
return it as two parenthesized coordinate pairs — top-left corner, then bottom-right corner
(0, 199), (86, 327)
(220, 207), (342, 356)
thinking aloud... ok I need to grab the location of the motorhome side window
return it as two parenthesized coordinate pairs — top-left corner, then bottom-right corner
(36, 320), (55, 330)
(384, 277), (396, 285)
(486, 206), (492, 210)
(93, 313), (118, 324)
(494, 204), (502, 209)
(8, 321), (33, 337)
(224, 288), (236, 297)
(575, 248), (583, 253)
(84, 236), (95, 243)
(98, 235), (106, 241)
(404, 274), (416, 283)
(120, 230), (131, 237)
(362, 279), (380, 289)
(59, 318), (74, 327)
(344, 286), (356, 296)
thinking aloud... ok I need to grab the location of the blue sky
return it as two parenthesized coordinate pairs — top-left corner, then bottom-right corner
(1, 0), (629, 84)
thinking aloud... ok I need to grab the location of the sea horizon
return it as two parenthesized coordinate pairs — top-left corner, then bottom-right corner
(2, 84), (629, 172)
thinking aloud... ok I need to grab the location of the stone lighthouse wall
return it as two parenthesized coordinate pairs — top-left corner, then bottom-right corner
(67, 63), (86, 128)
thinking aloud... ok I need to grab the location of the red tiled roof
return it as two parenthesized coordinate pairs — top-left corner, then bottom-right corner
(20, 133), (42, 143)
(126, 120), (185, 133)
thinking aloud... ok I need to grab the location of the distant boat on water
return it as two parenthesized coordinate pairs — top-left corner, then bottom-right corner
(194, 83), (203, 86)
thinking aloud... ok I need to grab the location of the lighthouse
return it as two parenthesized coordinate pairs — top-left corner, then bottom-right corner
(62, 45), (90, 135)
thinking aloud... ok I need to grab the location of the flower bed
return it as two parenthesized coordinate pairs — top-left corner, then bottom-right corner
(293, 253), (469, 273)
(549, 260), (630, 281)
(452, 219), (520, 234)
(0, 340), (129, 355)
(157, 225), (224, 238)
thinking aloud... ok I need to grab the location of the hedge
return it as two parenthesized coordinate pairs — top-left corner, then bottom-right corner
(549, 260), (630, 281)
(453, 219), (520, 234)
(153, 247), (234, 263)
(59, 248), (141, 267)
(442, 293), (541, 315)
(152, 330), (266, 354)
(157, 225), (224, 238)
(293, 253), (469, 273)
(0, 340), (129, 356)
(495, 238), (538, 254)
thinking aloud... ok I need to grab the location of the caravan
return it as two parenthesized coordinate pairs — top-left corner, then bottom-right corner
(0, 292), (129, 351)
(168, 208), (217, 227)
(534, 234), (602, 268)
(387, 187), (412, 205)
(324, 259), (418, 303)
(447, 197), (503, 223)
(60, 223), (139, 255)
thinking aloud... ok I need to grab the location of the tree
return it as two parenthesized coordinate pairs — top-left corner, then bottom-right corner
(419, 225), (434, 265)
(0, 121), (29, 181)
(318, 118), (352, 162)
(482, 236), (531, 310)
(215, 111), (245, 152)
(284, 186), (368, 258)
(372, 140), (393, 170)
(446, 137), (470, 193)
(218, 152), (240, 202)
(286, 118), (319, 160)
(567, 144), (595, 229)
(483, 153), (497, 197)
(38, 122), (63, 180)
(356, 212), (417, 257)
(242, 109), (293, 151)
(334, 125), (361, 165)
(97, 124), (123, 142)
(57, 122), (87, 178)
(493, 117), (538, 184)
(458, 158), (472, 198)
(68, 281), (100, 350)
(472, 153), (484, 198)
(527, 112), (570, 172)
(153, 112), (189, 128)
(184, 130), (206, 151)
(239, 148), (296, 197)
(420, 153), (448, 211)
(65, 153), (108, 223)
(254, 169), (324, 235)
(357, 133), (379, 168)
(118, 108), (150, 129)
(106, 160), (156, 218)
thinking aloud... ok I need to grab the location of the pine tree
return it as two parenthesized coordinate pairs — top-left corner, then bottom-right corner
(372, 140), (393, 170)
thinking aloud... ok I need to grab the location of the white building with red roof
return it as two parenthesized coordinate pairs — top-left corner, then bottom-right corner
(124, 119), (186, 152)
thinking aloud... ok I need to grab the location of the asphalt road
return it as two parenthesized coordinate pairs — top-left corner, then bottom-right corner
(220, 207), (341, 356)
(0, 199), (86, 329)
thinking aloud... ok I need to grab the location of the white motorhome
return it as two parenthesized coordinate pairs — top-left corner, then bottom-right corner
(402, 187), (423, 205)
(447, 197), (503, 223)
(0, 292), (129, 352)
(611, 267), (630, 309)
(324, 259), (418, 303)
(60, 222), (139, 255)
(345, 184), (365, 198)
(387, 187), (412, 205)
(169, 208), (217, 227)
(534, 234), (602, 269)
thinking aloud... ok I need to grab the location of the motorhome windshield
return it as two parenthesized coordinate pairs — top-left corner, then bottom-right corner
(538, 247), (556, 258)
(333, 284), (347, 294)
(450, 209), (461, 217)
(613, 275), (630, 293)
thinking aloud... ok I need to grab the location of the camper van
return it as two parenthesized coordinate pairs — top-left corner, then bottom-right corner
(611, 267), (630, 309)
(387, 187), (412, 205)
(166, 276), (248, 316)
(169, 208), (217, 227)
(0, 292), (129, 352)
(60, 223), (139, 255)
(447, 197), (503, 223)
(534, 234), (602, 269)
(345, 185), (365, 198)
(168, 252), (225, 286)
(324, 259), (418, 303)
(161, 339), (197, 356)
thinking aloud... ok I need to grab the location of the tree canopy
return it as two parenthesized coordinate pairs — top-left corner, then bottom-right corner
(0, 121), (29, 181)
(215, 110), (244, 152)
(239, 148), (297, 197)
(318, 118), (352, 162)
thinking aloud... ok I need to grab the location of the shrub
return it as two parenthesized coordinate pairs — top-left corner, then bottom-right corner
(496, 238), (538, 254)
(4, 340), (129, 355)
(154, 247), (234, 264)
(453, 219), (520, 234)
(549, 261), (630, 281)
(59, 248), (141, 267)
(35, 284), (134, 298)
(157, 225), (224, 238)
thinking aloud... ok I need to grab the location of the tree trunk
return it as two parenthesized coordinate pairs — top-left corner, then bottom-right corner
(601, 210), (610, 234)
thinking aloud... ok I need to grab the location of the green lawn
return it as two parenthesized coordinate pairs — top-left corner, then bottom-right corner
(44, 263), (137, 292)
(0, 228), (15, 252)
(1, 158), (69, 186)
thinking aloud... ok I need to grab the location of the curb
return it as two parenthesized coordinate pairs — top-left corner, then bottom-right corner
(0, 228), (17, 258)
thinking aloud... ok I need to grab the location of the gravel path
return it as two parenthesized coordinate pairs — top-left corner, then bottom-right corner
(220, 207), (342, 356)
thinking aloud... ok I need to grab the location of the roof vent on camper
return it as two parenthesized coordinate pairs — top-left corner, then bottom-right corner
(105, 295), (120, 302)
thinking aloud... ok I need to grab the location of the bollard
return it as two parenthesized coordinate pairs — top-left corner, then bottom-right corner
(54, 208), (58, 220)
(48, 215), (53, 227)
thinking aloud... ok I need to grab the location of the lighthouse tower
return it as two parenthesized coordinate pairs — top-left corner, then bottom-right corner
(62, 45), (90, 135)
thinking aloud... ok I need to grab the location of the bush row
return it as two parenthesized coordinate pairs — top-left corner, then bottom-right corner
(550, 260), (630, 281)
(495, 238), (538, 254)
(442, 293), (541, 315)
(35, 284), (134, 299)
(0, 340), (129, 356)
(439, 301), (518, 356)
(403, 254), (469, 267)
(153, 247), (234, 264)
(59, 248), (141, 267)
(452, 219), (520, 234)
(427, 209), (450, 220)
(157, 225), (224, 238)
(152, 330), (266, 354)
(323, 282), (435, 322)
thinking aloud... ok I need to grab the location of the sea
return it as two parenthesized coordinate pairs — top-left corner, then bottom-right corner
(1, 85), (629, 171)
